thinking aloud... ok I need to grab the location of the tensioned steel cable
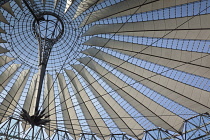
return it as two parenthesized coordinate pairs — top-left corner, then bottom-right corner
(37, 0), (151, 136)
(39, 0), (113, 113)
(41, 0), (150, 115)
(43, 0), (210, 118)
(1, 0), (208, 136)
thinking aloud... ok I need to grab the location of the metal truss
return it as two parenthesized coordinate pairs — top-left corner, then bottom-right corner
(143, 128), (181, 140)
(80, 133), (97, 140)
(0, 114), (210, 140)
(143, 114), (210, 140)
(182, 113), (210, 140)
(51, 129), (72, 140)
(110, 134), (130, 140)
(0, 118), (23, 140)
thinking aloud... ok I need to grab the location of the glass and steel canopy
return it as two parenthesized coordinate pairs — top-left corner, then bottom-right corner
(0, 0), (210, 139)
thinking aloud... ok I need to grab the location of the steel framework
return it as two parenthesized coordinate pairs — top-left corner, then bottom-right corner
(0, 0), (210, 139)
(0, 114), (209, 140)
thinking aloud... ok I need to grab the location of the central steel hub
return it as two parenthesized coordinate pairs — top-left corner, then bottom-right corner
(33, 12), (64, 41)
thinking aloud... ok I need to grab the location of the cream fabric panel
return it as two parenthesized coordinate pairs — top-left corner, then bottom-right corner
(54, 0), (59, 8)
(74, 0), (105, 19)
(28, 0), (34, 4)
(44, 74), (57, 137)
(0, 64), (21, 93)
(81, 0), (198, 26)
(65, 0), (73, 13)
(0, 56), (14, 67)
(0, 11), (9, 24)
(57, 73), (82, 139)
(72, 64), (146, 139)
(0, 38), (7, 43)
(22, 73), (38, 131)
(0, 27), (6, 33)
(107, 0), (199, 20)
(14, 0), (23, 9)
(83, 14), (210, 40)
(65, 69), (111, 139)
(0, 70), (30, 123)
(83, 37), (210, 78)
(81, 0), (153, 27)
(77, 58), (184, 132)
(23, 73), (38, 114)
(82, 49), (210, 113)
(116, 30), (210, 40)
(1, 2), (15, 17)
(0, 46), (9, 54)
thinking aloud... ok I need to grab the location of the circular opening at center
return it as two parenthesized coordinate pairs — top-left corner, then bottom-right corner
(33, 12), (64, 41)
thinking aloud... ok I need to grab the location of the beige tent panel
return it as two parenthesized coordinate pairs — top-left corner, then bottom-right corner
(44, 74), (57, 137)
(57, 73), (82, 139)
(77, 58), (184, 132)
(0, 70), (30, 123)
(83, 14), (210, 40)
(83, 37), (210, 78)
(1, 2), (15, 17)
(0, 64), (21, 93)
(82, 49), (210, 113)
(81, 0), (199, 26)
(65, 69), (111, 139)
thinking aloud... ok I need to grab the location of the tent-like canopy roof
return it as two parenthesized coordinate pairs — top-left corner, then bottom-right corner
(0, 0), (210, 139)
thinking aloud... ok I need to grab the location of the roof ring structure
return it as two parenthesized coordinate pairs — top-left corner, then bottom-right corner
(32, 12), (64, 41)
(0, 0), (210, 140)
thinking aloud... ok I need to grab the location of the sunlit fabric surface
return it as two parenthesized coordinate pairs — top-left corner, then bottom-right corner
(0, 0), (210, 139)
